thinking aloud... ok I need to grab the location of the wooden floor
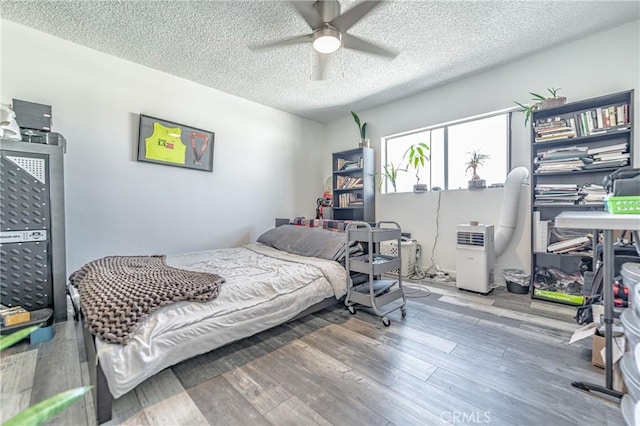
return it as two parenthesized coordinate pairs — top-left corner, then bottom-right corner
(0, 280), (624, 425)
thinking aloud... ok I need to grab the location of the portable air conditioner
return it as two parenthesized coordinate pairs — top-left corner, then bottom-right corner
(456, 224), (495, 294)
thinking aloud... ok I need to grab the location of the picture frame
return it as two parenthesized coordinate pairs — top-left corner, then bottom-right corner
(137, 114), (215, 172)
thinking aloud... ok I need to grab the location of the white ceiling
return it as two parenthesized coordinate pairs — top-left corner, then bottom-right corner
(2, 1), (639, 123)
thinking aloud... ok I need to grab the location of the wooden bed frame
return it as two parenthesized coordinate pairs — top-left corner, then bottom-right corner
(82, 296), (341, 424)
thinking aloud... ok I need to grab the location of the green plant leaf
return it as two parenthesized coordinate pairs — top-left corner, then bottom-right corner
(514, 101), (529, 112)
(548, 87), (561, 97)
(350, 111), (361, 129)
(0, 326), (41, 351)
(3, 386), (91, 426)
(360, 122), (367, 139)
(529, 92), (547, 101)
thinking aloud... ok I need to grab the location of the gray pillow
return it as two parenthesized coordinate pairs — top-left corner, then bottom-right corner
(257, 225), (360, 261)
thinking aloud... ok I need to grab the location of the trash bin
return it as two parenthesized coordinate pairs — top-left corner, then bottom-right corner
(502, 269), (531, 294)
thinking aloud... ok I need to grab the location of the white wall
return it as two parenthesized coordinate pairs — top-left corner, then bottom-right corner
(324, 20), (640, 281)
(1, 20), (325, 274)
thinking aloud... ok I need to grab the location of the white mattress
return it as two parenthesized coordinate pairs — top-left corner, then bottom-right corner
(90, 243), (347, 399)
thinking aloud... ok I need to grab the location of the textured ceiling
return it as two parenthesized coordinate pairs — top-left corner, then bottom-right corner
(2, 1), (639, 123)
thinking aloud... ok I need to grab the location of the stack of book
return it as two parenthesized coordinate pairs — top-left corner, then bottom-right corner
(336, 176), (363, 189)
(337, 158), (361, 171)
(534, 117), (576, 142)
(573, 103), (631, 137)
(534, 184), (581, 205)
(338, 192), (364, 207)
(535, 146), (589, 173)
(579, 184), (607, 205)
(585, 143), (630, 170)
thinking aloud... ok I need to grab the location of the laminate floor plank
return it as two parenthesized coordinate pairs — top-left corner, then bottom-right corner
(305, 324), (438, 382)
(278, 340), (451, 426)
(264, 395), (332, 426)
(144, 391), (209, 426)
(376, 329), (616, 425)
(188, 375), (269, 426)
(0, 349), (38, 422)
(79, 361), (97, 426)
(1, 292), (624, 426)
(223, 362), (292, 414)
(410, 293), (525, 328)
(172, 332), (273, 390)
(438, 294), (578, 332)
(250, 350), (390, 426)
(427, 367), (571, 426)
(134, 369), (184, 408)
(103, 390), (146, 426)
(30, 322), (87, 426)
(502, 345), (605, 384)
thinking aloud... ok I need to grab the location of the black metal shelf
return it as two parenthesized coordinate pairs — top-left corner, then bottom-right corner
(332, 148), (374, 222)
(533, 167), (621, 177)
(532, 128), (631, 149)
(333, 168), (364, 175)
(533, 204), (604, 209)
(529, 89), (634, 308)
(334, 187), (364, 192)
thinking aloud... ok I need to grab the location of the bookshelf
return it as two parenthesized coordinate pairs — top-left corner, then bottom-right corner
(332, 147), (374, 222)
(530, 89), (634, 305)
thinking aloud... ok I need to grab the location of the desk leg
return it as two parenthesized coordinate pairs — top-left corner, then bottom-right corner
(571, 229), (622, 401)
(603, 229), (614, 390)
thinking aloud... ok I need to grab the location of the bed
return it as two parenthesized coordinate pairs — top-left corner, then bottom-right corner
(70, 222), (359, 423)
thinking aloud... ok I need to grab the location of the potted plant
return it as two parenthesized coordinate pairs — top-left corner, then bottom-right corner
(350, 111), (369, 147)
(403, 142), (429, 192)
(466, 150), (490, 189)
(514, 87), (567, 126)
(376, 162), (406, 193)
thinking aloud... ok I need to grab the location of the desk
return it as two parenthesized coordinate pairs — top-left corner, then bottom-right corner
(555, 211), (639, 400)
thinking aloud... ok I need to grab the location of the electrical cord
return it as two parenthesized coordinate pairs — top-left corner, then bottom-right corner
(402, 282), (432, 298)
(429, 190), (442, 268)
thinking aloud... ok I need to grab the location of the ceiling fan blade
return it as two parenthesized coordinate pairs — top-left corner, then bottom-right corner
(330, 1), (383, 33)
(291, 1), (323, 29)
(313, 52), (330, 81)
(342, 33), (397, 58)
(249, 33), (313, 51)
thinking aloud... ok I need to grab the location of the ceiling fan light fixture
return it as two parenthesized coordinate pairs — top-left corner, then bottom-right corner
(312, 27), (341, 54)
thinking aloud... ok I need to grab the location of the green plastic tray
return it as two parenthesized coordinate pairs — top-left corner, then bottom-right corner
(606, 196), (640, 214)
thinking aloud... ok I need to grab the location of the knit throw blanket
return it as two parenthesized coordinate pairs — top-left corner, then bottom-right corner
(70, 255), (224, 345)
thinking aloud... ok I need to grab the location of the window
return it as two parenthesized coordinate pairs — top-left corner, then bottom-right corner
(381, 111), (511, 193)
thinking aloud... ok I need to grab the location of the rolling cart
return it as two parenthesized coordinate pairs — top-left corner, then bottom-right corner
(345, 221), (407, 326)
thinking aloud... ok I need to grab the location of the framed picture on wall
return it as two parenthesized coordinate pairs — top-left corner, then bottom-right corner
(137, 114), (215, 172)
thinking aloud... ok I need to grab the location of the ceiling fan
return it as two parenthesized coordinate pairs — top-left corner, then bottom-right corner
(250, 0), (397, 80)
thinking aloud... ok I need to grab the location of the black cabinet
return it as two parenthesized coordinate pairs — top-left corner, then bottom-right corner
(0, 140), (67, 320)
(530, 90), (634, 305)
(332, 147), (375, 222)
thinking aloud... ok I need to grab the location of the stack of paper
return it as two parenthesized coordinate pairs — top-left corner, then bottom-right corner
(585, 143), (629, 169)
(579, 184), (607, 205)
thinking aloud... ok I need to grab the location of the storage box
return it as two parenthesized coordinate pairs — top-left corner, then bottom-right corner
(12, 99), (52, 131)
(593, 333), (606, 368)
(380, 239), (417, 277)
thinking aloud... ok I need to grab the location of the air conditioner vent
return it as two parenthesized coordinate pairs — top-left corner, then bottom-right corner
(457, 231), (485, 247)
